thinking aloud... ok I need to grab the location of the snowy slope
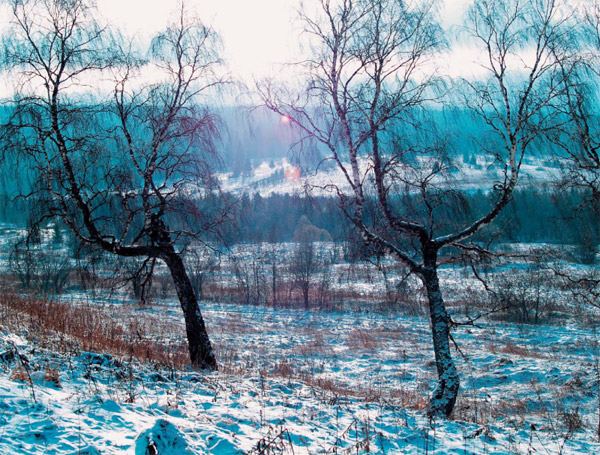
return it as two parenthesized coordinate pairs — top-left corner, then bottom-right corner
(0, 300), (598, 454)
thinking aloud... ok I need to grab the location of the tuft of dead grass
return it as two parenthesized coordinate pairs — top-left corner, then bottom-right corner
(346, 328), (379, 351)
(43, 366), (61, 387)
(390, 387), (429, 411)
(487, 340), (547, 359)
(9, 364), (29, 383)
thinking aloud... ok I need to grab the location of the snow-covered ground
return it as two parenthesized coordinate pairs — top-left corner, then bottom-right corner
(0, 220), (597, 454)
(0, 299), (598, 454)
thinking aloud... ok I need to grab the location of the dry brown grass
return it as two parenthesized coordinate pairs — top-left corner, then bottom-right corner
(346, 328), (380, 351)
(300, 375), (361, 398)
(213, 311), (257, 335)
(272, 358), (294, 378)
(488, 340), (547, 359)
(294, 329), (329, 358)
(390, 387), (429, 411)
(43, 366), (61, 387)
(0, 292), (190, 368)
(9, 364), (29, 383)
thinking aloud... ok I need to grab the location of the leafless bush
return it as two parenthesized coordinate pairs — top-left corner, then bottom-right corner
(249, 425), (295, 455)
(488, 257), (561, 324)
(9, 242), (72, 296)
(9, 364), (29, 383)
(43, 366), (61, 388)
(561, 407), (583, 434)
(186, 248), (220, 301)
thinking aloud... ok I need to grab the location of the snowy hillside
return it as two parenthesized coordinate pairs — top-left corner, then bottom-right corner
(0, 297), (598, 454)
(216, 156), (562, 197)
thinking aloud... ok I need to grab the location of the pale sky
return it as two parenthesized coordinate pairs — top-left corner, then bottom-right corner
(0, 0), (483, 97)
(97, 0), (301, 82)
(95, 0), (473, 81)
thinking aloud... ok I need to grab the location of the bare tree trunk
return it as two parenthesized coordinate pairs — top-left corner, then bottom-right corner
(161, 248), (217, 370)
(303, 283), (309, 310)
(272, 261), (277, 307)
(421, 264), (459, 417)
(197, 275), (204, 301)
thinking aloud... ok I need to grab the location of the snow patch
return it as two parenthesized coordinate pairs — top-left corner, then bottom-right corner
(134, 419), (196, 455)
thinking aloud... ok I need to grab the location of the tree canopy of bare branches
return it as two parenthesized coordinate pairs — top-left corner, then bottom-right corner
(551, 0), (600, 205)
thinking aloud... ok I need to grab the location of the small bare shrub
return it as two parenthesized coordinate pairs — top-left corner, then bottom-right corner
(43, 366), (61, 387)
(562, 407), (583, 434)
(272, 359), (294, 378)
(491, 260), (557, 324)
(9, 364), (29, 383)
(249, 425), (295, 455)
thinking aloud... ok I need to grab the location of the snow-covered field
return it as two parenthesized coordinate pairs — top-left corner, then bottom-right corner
(0, 220), (597, 454)
(0, 299), (598, 454)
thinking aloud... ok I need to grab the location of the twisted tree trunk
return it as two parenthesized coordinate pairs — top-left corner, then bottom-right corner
(161, 247), (217, 370)
(152, 217), (216, 370)
(421, 249), (459, 417)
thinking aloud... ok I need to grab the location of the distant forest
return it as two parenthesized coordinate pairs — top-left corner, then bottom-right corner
(1, 187), (597, 262)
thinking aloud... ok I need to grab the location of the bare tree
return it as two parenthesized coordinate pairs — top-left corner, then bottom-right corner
(186, 246), (220, 301)
(546, 1), (600, 306)
(290, 215), (330, 309)
(291, 239), (317, 310)
(552, 0), (600, 204)
(1, 0), (229, 369)
(229, 245), (269, 306)
(10, 237), (72, 295)
(260, 0), (568, 416)
(265, 242), (280, 307)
